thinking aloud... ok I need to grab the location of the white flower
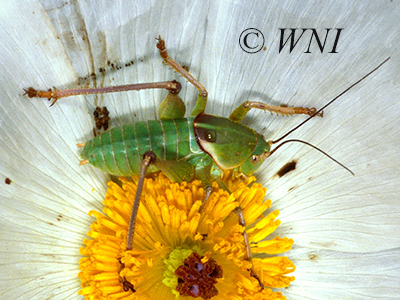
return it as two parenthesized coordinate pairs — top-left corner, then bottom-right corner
(1, 0), (399, 299)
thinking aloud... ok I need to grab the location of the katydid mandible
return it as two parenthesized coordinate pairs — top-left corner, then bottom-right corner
(25, 36), (389, 291)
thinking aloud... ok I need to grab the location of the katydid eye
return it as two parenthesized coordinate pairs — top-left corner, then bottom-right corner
(251, 155), (259, 164)
(204, 130), (216, 142)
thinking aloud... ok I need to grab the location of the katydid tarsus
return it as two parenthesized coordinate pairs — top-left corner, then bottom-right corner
(25, 36), (389, 291)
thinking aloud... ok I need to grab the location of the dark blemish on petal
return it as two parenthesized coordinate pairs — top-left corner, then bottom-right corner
(277, 160), (297, 177)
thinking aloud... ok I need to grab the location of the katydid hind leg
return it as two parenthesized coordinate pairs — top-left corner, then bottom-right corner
(126, 151), (157, 251)
(234, 206), (264, 290)
(158, 88), (186, 119)
(25, 36), (208, 114)
(24, 81), (181, 106)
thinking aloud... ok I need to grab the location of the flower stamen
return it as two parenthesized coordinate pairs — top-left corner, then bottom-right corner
(118, 260), (136, 292)
(79, 173), (295, 300)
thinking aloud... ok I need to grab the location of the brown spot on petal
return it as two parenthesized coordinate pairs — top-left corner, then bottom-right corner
(93, 106), (110, 135)
(276, 160), (297, 177)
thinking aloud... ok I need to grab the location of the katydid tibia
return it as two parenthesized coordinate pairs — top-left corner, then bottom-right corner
(25, 36), (389, 291)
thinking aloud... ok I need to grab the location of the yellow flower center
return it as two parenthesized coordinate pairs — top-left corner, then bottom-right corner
(78, 172), (295, 299)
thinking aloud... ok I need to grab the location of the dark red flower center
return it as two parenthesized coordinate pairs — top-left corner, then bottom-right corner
(175, 252), (223, 299)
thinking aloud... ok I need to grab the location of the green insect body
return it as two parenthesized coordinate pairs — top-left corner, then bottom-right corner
(24, 37), (321, 187)
(80, 113), (271, 184)
(23, 36), (323, 187)
(23, 37), (388, 187)
(80, 117), (202, 176)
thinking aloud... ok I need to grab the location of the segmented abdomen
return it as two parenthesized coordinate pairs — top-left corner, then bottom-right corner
(80, 117), (201, 176)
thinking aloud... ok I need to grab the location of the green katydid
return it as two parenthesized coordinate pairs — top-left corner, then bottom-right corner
(24, 36), (389, 290)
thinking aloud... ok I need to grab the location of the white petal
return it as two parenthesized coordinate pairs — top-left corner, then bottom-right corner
(285, 246), (400, 299)
(1, 0), (399, 299)
(0, 2), (110, 299)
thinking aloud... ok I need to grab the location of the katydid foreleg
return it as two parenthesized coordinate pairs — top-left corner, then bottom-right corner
(229, 101), (323, 123)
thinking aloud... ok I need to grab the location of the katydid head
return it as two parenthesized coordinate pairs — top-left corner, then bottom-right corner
(194, 113), (272, 176)
(237, 134), (271, 176)
(194, 114), (258, 170)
